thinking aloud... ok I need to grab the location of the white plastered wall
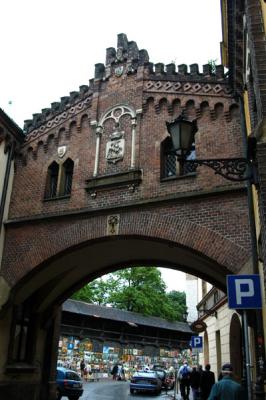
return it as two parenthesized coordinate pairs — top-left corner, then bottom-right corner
(199, 304), (236, 379)
(186, 274), (199, 322)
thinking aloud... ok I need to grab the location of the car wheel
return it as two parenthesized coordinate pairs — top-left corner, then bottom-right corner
(155, 389), (161, 395)
(68, 397), (80, 400)
(130, 388), (135, 394)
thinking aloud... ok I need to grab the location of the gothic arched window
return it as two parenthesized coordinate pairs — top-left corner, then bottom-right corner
(44, 158), (74, 199)
(45, 161), (59, 198)
(61, 158), (74, 196)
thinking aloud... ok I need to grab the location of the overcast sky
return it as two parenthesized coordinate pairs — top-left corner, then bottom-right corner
(1, 0), (222, 291)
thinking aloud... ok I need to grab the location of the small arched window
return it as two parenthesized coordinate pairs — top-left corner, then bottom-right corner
(161, 137), (179, 178)
(45, 161), (59, 198)
(44, 158), (74, 199)
(61, 158), (74, 196)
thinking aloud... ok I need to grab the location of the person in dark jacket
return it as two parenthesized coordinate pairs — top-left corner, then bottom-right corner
(80, 359), (86, 378)
(200, 364), (215, 400)
(190, 366), (201, 400)
(207, 363), (246, 400)
(111, 363), (118, 380)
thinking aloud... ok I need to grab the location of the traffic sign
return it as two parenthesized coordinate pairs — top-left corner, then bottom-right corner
(227, 274), (262, 309)
(191, 336), (203, 349)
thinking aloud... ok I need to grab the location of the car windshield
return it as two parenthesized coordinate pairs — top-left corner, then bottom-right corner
(134, 371), (158, 378)
(65, 371), (81, 381)
(155, 370), (166, 379)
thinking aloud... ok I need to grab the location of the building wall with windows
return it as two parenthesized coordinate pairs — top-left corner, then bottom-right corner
(0, 110), (24, 388)
(220, 2), (266, 393)
(198, 304), (244, 381)
(0, 110), (24, 294)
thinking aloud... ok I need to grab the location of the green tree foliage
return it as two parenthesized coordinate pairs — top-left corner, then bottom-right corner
(71, 278), (113, 305)
(166, 290), (187, 320)
(71, 284), (94, 302)
(71, 267), (187, 322)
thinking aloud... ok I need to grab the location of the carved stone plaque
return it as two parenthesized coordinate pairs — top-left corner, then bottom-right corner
(114, 66), (124, 77)
(106, 138), (125, 164)
(107, 214), (120, 235)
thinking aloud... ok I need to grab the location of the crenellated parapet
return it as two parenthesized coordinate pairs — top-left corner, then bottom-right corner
(23, 33), (232, 147)
(24, 84), (92, 136)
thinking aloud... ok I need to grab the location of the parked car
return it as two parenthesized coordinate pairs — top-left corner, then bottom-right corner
(56, 367), (83, 400)
(152, 368), (175, 390)
(130, 370), (162, 395)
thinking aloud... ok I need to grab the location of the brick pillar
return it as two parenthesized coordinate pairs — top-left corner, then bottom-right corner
(40, 307), (62, 400)
(255, 142), (266, 399)
(257, 142), (266, 294)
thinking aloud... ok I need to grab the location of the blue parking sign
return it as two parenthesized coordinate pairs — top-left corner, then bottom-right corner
(227, 275), (262, 309)
(191, 336), (202, 348)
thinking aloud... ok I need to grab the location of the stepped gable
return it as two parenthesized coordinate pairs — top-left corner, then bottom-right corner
(24, 33), (230, 139)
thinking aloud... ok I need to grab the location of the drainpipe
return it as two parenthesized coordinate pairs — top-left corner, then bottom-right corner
(238, 95), (265, 399)
(0, 141), (14, 234)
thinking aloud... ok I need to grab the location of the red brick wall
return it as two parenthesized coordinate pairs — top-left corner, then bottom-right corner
(1, 36), (252, 289)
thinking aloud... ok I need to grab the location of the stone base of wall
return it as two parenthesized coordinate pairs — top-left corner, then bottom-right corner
(0, 381), (57, 400)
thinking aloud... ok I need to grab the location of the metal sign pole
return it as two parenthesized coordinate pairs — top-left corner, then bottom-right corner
(173, 368), (178, 399)
(243, 310), (253, 400)
(227, 274), (263, 400)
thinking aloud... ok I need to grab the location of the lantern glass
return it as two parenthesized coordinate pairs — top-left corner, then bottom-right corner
(166, 116), (197, 157)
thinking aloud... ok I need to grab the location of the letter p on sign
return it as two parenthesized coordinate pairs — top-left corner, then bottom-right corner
(235, 279), (254, 305)
(227, 275), (262, 309)
(191, 336), (203, 349)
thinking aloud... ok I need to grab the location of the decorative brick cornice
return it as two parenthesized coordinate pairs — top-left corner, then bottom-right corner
(144, 80), (233, 97)
(24, 95), (92, 145)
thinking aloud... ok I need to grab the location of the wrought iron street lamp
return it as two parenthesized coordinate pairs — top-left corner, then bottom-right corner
(182, 310), (188, 322)
(166, 115), (257, 183)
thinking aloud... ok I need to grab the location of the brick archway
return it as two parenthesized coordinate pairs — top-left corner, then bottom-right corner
(0, 33), (254, 400)
(2, 210), (249, 305)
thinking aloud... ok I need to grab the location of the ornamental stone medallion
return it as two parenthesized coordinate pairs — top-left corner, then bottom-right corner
(57, 145), (67, 158)
(114, 66), (124, 77)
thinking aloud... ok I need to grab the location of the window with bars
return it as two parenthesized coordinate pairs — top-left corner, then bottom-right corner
(45, 158), (74, 199)
(46, 161), (59, 198)
(161, 137), (196, 178)
(61, 158), (74, 196)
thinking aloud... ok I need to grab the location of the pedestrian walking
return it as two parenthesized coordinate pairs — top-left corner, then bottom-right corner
(200, 364), (215, 400)
(83, 365), (88, 382)
(80, 359), (85, 379)
(111, 363), (118, 380)
(207, 363), (246, 400)
(178, 361), (192, 400)
(190, 366), (201, 400)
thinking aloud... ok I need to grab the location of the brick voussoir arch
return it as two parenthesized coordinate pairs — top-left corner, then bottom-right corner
(2, 211), (249, 287)
(119, 212), (249, 270)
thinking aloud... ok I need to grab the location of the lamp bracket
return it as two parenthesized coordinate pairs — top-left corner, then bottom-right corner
(198, 309), (218, 318)
(180, 158), (256, 183)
